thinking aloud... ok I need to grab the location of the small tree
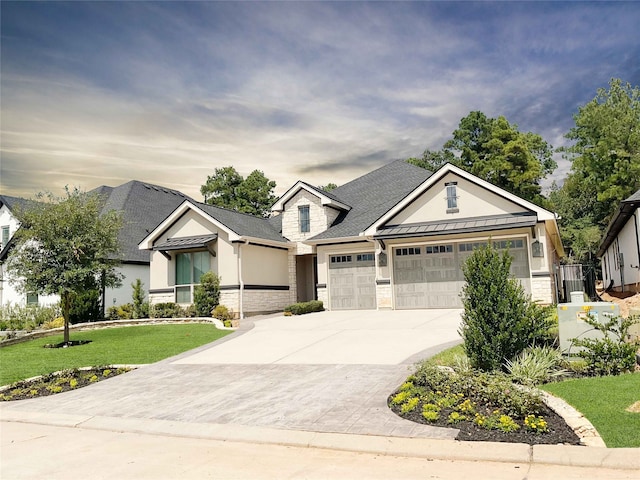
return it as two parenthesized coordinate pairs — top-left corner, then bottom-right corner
(193, 271), (221, 317)
(459, 243), (552, 372)
(7, 188), (123, 344)
(131, 279), (148, 319)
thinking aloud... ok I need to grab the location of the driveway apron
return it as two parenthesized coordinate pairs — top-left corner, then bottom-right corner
(1, 310), (463, 439)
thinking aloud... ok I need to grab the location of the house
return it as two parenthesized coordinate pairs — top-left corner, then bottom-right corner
(0, 195), (58, 307)
(140, 160), (565, 316)
(596, 189), (640, 293)
(0, 181), (193, 313)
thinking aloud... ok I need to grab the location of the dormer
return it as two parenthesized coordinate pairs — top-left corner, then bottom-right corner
(272, 182), (350, 251)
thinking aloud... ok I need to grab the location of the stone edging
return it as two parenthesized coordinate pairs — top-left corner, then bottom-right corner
(539, 390), (606, 447)
(0, 317), (237, 347)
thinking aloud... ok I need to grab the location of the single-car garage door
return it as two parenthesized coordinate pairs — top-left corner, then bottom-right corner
(329, 253), (376, 310)
(393, 239), (530, 309)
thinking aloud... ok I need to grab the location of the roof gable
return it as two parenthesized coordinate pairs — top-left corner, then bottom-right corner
(271, 181), (351, 212)
(364, 163), (556, 236)
(139, 200), (288, 250)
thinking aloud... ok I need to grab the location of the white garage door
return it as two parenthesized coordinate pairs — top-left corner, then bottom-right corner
(329, 253), (376, 310)
(393, 239), (530, 309)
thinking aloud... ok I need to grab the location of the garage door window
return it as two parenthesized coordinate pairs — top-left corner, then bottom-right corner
(396, 247), (421, 256)
(331, 255), (352, 264)
(357, 253), (374, 262)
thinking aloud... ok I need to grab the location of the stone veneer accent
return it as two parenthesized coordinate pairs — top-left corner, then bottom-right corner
(376, 283), (392, 309)
(317, 286), (328, 307)
(281, 190), (341, 255)
(531, 275), (554, 304)
(288, 252), (298, 304)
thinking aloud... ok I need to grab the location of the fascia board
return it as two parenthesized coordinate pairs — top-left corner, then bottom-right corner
(241, 235), (292, 249)
(304, 235), (365, 246)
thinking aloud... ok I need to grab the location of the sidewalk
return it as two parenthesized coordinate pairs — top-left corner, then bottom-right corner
(2, 408), (639, 477)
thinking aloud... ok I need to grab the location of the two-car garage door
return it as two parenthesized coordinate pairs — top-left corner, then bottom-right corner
(329, 253), (376, 310)
(393, 238), (530, 309)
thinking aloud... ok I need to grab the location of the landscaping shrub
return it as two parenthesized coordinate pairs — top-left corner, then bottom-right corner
(0, 303), (61, 331)
(193, 271), (221, 316)
(106, 303), (133, 320)
(505, 346), (568, 386)
(131, 279), (149, 319)
(571, 314), (639, 376)
(41, 317), (65, 330)
(150, 302), (184, 319)
(459, 243), (553, 371)
(212, 305), (234, 321)
(69, 288), (103, 324)
(394, 362), (546, 432)
(284, 300), (324, 315)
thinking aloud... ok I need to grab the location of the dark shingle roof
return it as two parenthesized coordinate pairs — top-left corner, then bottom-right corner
(0, 195), (39, 213)
(194, 201), (288, 243)
(92, 181), (194, 263)
(309, 160), (433, 240)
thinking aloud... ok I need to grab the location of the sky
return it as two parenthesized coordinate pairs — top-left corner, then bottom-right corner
(1, 1), (639, 201)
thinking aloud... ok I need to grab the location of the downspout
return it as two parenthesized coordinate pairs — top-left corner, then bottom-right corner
(238, 240), (248, 320)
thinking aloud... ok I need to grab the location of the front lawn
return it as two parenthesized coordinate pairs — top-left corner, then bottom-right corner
(543, 372), (640, 448)
(0, 324), (230, 385)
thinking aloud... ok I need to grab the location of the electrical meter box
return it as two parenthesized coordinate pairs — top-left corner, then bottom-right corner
(557, 299), (619, 355)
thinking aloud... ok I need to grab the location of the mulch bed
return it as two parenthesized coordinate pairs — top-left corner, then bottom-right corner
(0, 367), (131, 402)
(390, 400), (581, 445)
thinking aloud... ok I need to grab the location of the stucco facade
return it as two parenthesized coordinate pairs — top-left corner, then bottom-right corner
(141, 161), (565, 316)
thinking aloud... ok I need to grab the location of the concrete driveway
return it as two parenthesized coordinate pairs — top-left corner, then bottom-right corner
(175, 309), (462, 365)
(1, 309), (463, 439)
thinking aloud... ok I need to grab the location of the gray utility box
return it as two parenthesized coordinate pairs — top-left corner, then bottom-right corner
(557, 299), (619, 355)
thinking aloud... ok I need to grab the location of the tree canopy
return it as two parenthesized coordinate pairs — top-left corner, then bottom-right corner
(550, 78), (640, 261)
(409, 111), (556, 206)
(318, 183), (338, 192)
(7, 188), (123, 343)
(200, 166), (277, 217)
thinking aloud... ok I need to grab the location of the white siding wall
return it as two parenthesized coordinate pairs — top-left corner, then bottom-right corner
(602, 211), (640, 292)
(104, 263), (150, 311)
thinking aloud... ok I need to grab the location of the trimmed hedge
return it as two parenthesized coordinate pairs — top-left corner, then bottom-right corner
(284, 300), (324, 315)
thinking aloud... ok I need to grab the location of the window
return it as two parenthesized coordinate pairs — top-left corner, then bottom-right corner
(425, 244), (453, 254)
(356, 253), (374, 262)
(1, 226), (9, 248)
(175, 251), (210, 303)
(445, 182), (458, 211)
(299, 205), (310, 233)
(395, 247), (421, 256)
(330, 255), (352, 264)
(26, 293), (38, 306)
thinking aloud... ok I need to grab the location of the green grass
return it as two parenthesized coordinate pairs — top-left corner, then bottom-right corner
(0, 324), (230, 385)
(425, 343), (466, 367)
(543, 372), (640, 448)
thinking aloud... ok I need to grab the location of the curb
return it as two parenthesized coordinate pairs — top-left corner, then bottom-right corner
(1, 410), (638, 471)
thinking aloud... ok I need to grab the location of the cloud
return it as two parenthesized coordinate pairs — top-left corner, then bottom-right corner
(1, 1), (639, 200)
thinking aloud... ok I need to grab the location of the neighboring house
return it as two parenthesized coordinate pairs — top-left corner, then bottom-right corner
(0, 182), (193, 313)
(597, 189), (640, 293)
(140, 160), (565, 317)
(0, 195), (58, 307)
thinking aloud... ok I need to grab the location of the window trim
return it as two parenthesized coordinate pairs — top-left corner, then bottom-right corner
(445, 182), (458, 212)
(299, 205), (310, 233)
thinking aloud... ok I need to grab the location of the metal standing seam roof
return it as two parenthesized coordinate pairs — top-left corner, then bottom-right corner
(153, 234), (218, 251)
(374, 213), (538, 239)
